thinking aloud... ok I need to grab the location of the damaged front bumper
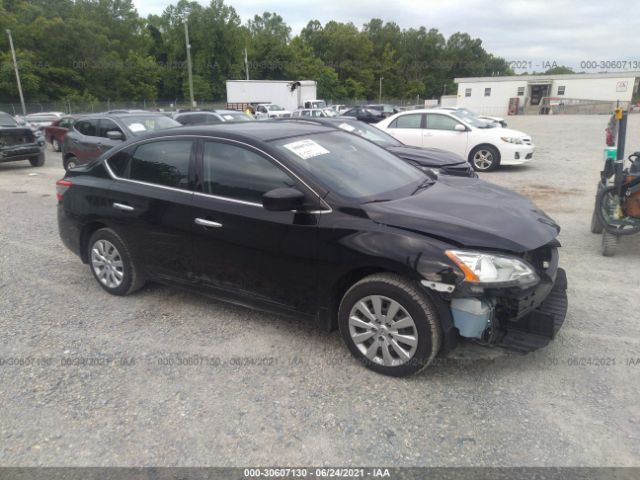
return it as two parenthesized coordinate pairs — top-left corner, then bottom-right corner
(428, 244), (568, 354)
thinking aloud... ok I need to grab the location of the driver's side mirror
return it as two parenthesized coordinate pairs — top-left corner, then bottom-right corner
(263, 188), (305, 211)
(106, 130), (124, 141)
(454, 124), (467, 132)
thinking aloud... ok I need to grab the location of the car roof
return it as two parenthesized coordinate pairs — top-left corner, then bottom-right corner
(141, 121), (334, 143)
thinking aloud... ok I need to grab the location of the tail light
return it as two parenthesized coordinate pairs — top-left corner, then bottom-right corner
(56, 179), (72, 201)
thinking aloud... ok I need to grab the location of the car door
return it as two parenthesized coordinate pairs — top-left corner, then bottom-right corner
(96, 118), (126, 155)
(190, 139), (320, 316)
(71, 118), (102, 162)
(385, 113), (424, 146)
(103, 139), (196, 283)
(423, 113), (469, 157)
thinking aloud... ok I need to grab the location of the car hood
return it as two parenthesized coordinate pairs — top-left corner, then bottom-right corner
(386, 145), (468, 167)
(362, 176), (560, 253)
(479, 126), (529, 138)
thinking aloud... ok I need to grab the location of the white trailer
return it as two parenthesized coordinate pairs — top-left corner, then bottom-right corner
(226, 80), (318, 112)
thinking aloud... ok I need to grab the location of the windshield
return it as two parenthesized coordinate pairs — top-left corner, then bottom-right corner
(265, 104), (285, 111)
(221, 112), (252, 122)
(336, 121), (403, 147)
(449, 110), (493, 128)
(121, 115), (180, 135)
(0, 113), (18, 127)
(272, 131), (425, 201)
(449, 109), (495, 128)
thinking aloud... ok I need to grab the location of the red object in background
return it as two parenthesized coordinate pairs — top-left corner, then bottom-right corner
(44, 116), (75, 151)
(605, 126), (615, 146)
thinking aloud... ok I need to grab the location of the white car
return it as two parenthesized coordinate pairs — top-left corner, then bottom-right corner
(377, 109), (534, 172)
(291, 108), (338, 118)
(438, 107), (507, 128)
(254, 103), (292, 120)
(331, 104), (349, 114)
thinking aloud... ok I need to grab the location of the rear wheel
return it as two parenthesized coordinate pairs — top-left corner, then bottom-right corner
(63, 155), (79, 171)
(29, 152), (45, 167)
(338, 273), (441, 377)
(88, 228), (145, 296)
(470, 145), (500, 172)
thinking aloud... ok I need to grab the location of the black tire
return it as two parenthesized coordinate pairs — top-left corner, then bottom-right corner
(469, 145), (500, 172)
(51, 138), (61, 152)
(590, 209), (603, 234)
(338, 273), (442, 377)
(601, 231), (619, 257)
(63, 155), (79, 171)
(87, 228), (145, 296)
(29, 152), (45, 167)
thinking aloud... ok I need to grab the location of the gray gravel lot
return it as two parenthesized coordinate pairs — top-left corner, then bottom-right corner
(1, 115), (639, 467)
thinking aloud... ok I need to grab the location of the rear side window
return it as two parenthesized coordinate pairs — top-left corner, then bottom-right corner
(75, 119), (98, 136)
(390, 114), (422, 129)
(202, 142), (294, 203)
(129, 140), (193, 189)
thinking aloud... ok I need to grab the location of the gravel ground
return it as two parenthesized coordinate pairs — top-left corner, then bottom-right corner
(0, 115), (639, 467)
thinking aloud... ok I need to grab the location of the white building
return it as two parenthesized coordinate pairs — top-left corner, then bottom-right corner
(454, 72), (640, 116)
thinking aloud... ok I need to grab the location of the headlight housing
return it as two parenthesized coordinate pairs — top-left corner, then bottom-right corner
(500, 136), (523, 144)
(445, 250), (539, 288)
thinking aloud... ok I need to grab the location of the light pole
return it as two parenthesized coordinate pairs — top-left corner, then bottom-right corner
(6, 29), (26, 115)
(183, 18), (195, 108)
(379, 77), (384, 104)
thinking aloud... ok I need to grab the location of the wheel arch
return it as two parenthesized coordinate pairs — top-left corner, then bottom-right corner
(79, 221), (109, 263)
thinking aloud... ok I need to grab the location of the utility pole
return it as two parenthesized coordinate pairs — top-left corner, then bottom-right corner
(6, 29), (26, 115)
(244, 47), (249, 80)
(184, 18), (195, 108)
(379, 77), (384, 104)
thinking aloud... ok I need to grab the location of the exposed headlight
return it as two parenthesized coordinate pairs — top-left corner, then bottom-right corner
(500, 136), (523, 144)
(445, 250), (539, 287)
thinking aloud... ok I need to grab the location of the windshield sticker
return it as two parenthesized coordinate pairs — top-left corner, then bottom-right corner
(223, 115), (234, 120)
(338, 123), (356, 132)
(283, 139), (330, 159)
(128, 123), (147, 133)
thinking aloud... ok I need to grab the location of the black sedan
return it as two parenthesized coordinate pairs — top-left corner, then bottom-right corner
(280, 117), (476, 177)
(341, 106), (385, 123)
(57, 122), (567, 376)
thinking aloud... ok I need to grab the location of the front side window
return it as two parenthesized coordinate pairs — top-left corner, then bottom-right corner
(202, 142), (294, 203)
(98, 119), (123, 138)
(426, 114), (461, 131)
(128, 140), (192, 189)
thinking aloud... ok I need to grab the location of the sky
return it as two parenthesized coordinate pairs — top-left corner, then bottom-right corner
(133, 0), (640, 73)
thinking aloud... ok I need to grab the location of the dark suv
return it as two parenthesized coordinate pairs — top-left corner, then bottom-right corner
(0, 111), (46, 167)
(62, 112), (180, 170)
(57, 122), (567, 376)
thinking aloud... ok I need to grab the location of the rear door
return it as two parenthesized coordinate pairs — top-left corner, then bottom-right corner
(70, 118), (101, 162)
(385, 113), (424, 146)
(423, 113), (468, 157)
(190, 139), (320, 315)
(103, 138), (196, 283)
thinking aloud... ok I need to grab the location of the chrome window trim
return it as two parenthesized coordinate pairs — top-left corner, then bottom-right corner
(103, 134), (333, 213)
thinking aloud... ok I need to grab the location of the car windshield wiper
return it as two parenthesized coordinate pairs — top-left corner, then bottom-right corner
(362, 198), (393, 204)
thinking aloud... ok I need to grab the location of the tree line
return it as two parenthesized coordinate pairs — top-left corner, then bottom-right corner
(0, 0), (516, 105)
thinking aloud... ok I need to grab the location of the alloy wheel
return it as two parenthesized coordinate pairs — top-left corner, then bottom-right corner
(473, 149), (494, 170)
(91, 239), (124, 289)
(348, 295), (418, 367)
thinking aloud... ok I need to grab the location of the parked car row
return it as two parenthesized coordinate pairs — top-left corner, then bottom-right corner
(56, 121), (567, 377)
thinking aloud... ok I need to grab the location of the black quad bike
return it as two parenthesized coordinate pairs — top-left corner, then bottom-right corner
(590, 110), (640, 256)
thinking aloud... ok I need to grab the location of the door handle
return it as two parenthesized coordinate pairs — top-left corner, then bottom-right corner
(112, 202), (134, 211)
(195, 218), (222, 228)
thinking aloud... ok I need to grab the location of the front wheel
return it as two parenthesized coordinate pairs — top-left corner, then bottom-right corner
(470, 145), (500, 172)
(29, 152), (45, 167)
(88, 228), (145, 296)
(338, 273), (442, 377)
